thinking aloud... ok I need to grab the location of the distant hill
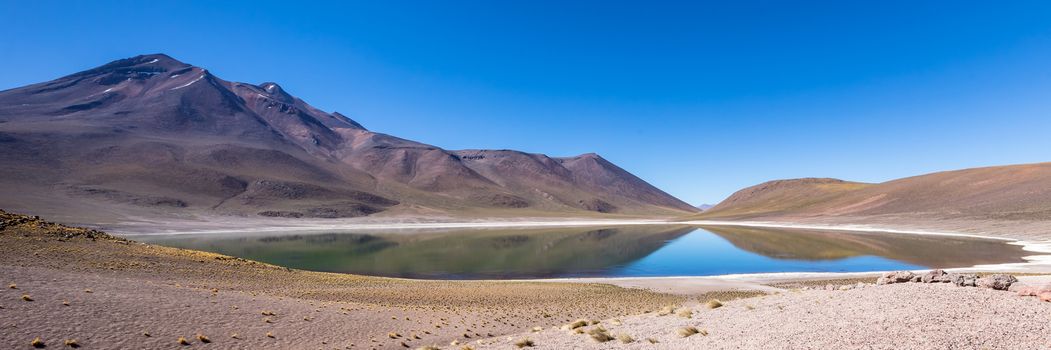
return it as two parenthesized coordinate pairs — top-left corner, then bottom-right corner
(695, 204), (714, 212)
(689, 163), (1051, 238)
(0, 54), (697, 224)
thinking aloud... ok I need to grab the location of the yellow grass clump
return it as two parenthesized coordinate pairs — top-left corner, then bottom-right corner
(677, 326), (700, 337)
(706, 299), (724, 309)
(676, 308), (693, 318)
(266, 332), (275, 338)
(22, 294), (34, 301)
(561, 319), (589, 331)
(617, 333), (635, 343)
(177, 336), (190, 345)
(587, 327), (613, 342)
(196, 334), (211, 343)
(64, 339), (81, 348)
(514, 338), (535, 348)
(31, 337), (45, 348)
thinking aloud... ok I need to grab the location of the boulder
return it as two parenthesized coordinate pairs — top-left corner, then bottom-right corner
(920, 269), (952, 283)
(976, 274), (1018, 291)
(876, 271), (916, 285)
(949, 273), (979, 287)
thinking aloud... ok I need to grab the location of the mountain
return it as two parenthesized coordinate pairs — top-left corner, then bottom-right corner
(689, 163), (1051, 239)
(0, 54), (697, 224)
(695, 204), (714, 212)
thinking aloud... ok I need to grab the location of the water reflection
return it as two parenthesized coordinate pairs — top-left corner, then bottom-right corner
(132, 225), (1028, 279)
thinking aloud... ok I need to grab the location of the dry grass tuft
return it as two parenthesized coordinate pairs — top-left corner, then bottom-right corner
(459, 346), (476, 350)
(561, 319), (589, 331)
(64, 339), (81, 348)
(416, 346), (440, 350)
(266, 332), (275, 338)
(177, 336), (190, 345)
(261, 310), (276, 316)
(388, 332), (401, 339)
(531, 326), (543, 332)
(514, 338), (535, 348)
(657, 305), (675, 316)
(706, 299), (724, 309)
(231, 333), (240, 339)
(31, 337), (45, 348)
(587, 327), (614, 342)
(196, 334), (211, 343)
(8, 283), (16, 289)
(677, 326), (700, 337)
(22, 294), (33, 301)
(676, 308), (693, 318)
(610, 319), (623, 326)
(647, 337), (659, 343)
(617, 333), (635, 343)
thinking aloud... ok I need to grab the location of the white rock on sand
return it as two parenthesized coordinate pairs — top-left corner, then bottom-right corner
(478, 280), (1051, 350)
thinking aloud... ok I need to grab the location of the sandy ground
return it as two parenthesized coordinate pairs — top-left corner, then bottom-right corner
(0, 211), (683, 350)
(483, 276), (1051, 349)
(5, 210), (1051, 349)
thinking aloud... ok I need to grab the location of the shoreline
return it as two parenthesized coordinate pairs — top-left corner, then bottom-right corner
(117, 218), (1051, 290)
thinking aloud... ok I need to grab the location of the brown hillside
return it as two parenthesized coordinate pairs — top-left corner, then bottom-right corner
(693, 163), (1051, 223)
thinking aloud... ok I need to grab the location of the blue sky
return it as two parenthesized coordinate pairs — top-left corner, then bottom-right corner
(3, 1), (1051, 205)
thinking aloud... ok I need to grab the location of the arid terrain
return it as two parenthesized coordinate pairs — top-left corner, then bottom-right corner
(0, 210), (683, 349)
(4, 210), (1051, 349)
(689, 163), (1051, 240)
(0, 54), (696, 229)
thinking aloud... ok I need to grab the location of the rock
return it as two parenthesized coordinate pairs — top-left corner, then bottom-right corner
(920, 269), (952, 283)
(949, 273), (978, 287)
(877, 271), (916, 285)
(976, 274), (1018, 290)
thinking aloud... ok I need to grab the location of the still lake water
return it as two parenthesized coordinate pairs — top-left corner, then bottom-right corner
(131, 225), (1028, 279)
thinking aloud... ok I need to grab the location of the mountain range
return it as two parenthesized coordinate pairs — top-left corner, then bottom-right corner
(0, 54), (696, 224)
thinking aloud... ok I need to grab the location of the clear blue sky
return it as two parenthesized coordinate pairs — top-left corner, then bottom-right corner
(3, 1), (1051, 205)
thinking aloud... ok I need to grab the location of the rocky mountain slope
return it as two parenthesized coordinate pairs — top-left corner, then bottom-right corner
(0, 54), (696, 224)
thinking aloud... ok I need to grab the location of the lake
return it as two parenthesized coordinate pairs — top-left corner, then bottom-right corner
(130, 225), (1029, 279)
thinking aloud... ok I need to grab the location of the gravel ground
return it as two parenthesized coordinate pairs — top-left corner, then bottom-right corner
(481, 281), (1051, 350)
